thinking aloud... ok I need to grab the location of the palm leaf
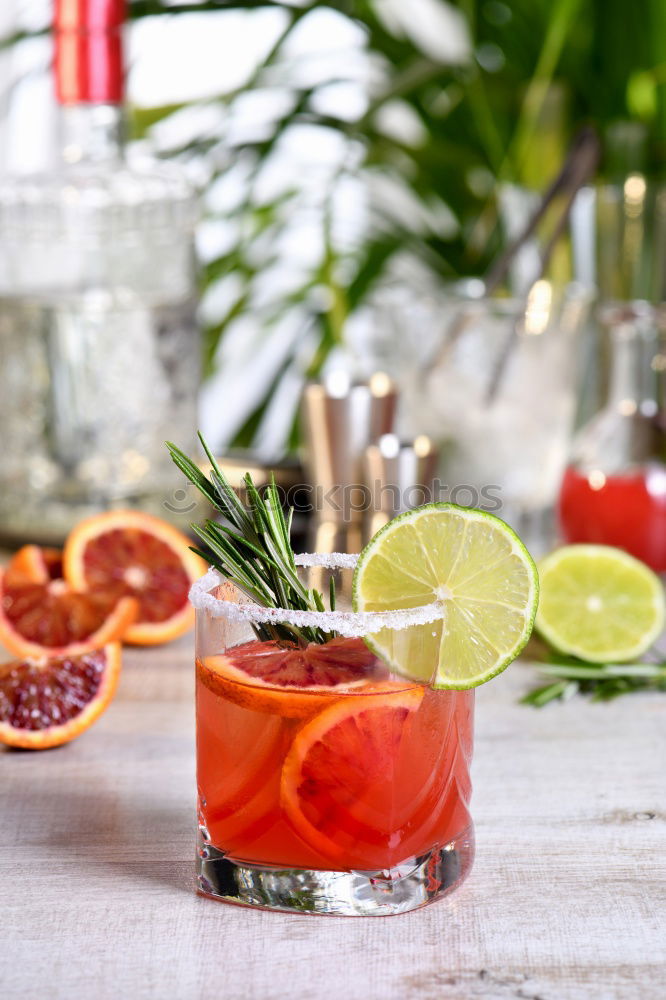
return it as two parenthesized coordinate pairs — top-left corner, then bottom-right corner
(5, 0), (666, 453)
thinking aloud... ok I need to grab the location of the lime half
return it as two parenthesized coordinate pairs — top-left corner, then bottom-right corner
(352, 503), (539, 689)
(536, 544), (665, 663)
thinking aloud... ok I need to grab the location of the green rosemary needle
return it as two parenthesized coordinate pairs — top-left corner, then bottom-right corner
(521, 658), (666, 706)
(167, 434), (336, 646)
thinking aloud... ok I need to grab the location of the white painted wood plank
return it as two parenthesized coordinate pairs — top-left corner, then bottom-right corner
(1, 638), (665, 1000)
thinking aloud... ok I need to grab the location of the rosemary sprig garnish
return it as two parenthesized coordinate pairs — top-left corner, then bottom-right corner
(167, 434), (336, 646)
(521, 655), (666, 706)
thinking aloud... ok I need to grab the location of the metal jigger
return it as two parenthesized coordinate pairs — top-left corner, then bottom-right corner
(363, 434), (439, 544)
(301, 372), (398, 565)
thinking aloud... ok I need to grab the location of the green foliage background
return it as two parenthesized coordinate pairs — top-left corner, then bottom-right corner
(4, 0), (666, 451)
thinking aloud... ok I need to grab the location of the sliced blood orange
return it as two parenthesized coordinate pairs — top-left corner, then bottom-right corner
(280, 687), (430, 869)
(0, 554), (137, 659)
(5, 545), (63, 586)
(63, 510), (206, 645)
(199, 636), (391, 718)
(0, 642), (122, 749)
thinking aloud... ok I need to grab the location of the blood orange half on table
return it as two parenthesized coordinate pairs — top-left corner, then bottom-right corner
(0, 545), (137, 659)
(64, 511), (206, 645)
(0, 642), (122, 749)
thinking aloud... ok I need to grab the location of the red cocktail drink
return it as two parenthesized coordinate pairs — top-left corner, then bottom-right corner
(170, 440), (538, 916)
(193, 576), (476, 916)
(196, 638), (473, 874)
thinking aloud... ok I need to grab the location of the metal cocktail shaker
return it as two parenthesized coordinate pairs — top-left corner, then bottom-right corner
(364, 434), (439, 543)
(301, 372), (398, 557)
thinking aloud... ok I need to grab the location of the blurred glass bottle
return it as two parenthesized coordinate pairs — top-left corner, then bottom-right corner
(0, 0), (199, 544)
(559, 305), (666, 571)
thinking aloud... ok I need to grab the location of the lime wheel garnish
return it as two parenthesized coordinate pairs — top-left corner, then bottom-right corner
(0, 545), (137, 659)
(199, 636), (390, 718)
(0, 642), (122, 749)
(63, 510), (206, 645)
(353, 503), (539, 688)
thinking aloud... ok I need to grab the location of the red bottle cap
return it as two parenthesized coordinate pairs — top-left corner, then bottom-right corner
(54, 0), (127, 105)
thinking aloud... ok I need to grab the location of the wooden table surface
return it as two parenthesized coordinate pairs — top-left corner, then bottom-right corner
(2, 637), (665, 1000)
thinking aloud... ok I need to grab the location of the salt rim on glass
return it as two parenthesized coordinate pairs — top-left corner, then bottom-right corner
(188, 552), (445, 640)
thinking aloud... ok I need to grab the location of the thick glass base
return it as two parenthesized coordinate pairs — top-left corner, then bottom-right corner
(196, 826), (474, 916)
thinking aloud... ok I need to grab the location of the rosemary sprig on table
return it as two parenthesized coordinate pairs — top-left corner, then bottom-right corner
(167, 434), (335, 646)
(522, 656), (666, 707)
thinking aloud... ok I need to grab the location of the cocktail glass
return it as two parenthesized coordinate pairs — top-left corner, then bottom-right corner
(191, 554), (474, 917)
(367, 280), (593, 554)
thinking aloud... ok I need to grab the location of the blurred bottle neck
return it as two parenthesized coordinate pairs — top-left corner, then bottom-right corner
(604, 313), (662, 416)
(54, 0), (126, 164)
(58, 104), (124, 165)
(607, 326), (647, 409)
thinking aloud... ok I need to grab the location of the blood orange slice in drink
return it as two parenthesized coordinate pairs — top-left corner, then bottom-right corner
(196, 681), (290, 854)
(0, 546), (138, 659)
(199, 636), (391, 718)
(280, 687), (429, 869)
(64, 510), (206, 645)
(0, 642), (122, 749)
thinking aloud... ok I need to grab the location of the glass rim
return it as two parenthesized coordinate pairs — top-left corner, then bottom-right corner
(189, 552), (445, 640)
